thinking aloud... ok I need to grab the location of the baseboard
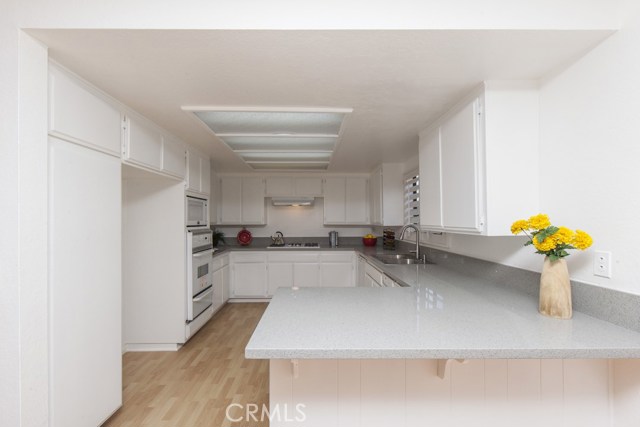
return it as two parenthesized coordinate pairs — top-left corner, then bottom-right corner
(228, 298), (271, 303)
(123, 343), (182, 352)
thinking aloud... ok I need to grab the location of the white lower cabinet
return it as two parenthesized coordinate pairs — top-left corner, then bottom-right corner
(231, 253), (268, 298)
(357, 255), (368, 287)
(320, 252), (355, 288)
(234, 251), (357, 298)
(364, 262), (384, 287)
(212, 254), (230, 310)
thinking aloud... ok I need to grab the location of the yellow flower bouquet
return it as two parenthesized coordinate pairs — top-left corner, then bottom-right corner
(511, 214), (593, 261)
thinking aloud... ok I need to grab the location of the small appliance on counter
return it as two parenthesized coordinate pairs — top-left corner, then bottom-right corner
(236, 227), (253, 246)
(271, 231), (285, 247)
(329, 231), (339, 248)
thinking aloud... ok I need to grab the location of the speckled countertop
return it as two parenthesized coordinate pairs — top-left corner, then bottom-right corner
(243, 247), (640, 359)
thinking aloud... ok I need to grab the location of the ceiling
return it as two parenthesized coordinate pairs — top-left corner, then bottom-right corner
(29, 29), (612, 173)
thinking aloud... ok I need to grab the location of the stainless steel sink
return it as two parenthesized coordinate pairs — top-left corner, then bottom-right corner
(372, 253), (428, 265)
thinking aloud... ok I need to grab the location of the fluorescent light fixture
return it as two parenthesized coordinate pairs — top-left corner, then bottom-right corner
(185, 107), (352, 171)
(222, 136), (337, 151)
(193, 111), (345, 135)
(237, 152), (332, 162)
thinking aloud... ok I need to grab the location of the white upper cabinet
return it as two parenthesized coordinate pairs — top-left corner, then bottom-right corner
(123, 113), (163, 170)
(186, 150), (211, 195)
(162, 136), (187, 179)
(265, 177), (323, 197)
(48, 64), (121, 155)
(419, 81), (539, 236)
(218, 177), (266, 225)
(324, 177), (369, 225)
(369, 163), (404, 226)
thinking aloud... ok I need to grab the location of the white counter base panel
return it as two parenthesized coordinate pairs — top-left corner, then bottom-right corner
(270, 358), (614, 427)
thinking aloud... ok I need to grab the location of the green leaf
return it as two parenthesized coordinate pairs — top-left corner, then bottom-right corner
(548, 254), (560, 261)
(524, 240), (533, 246)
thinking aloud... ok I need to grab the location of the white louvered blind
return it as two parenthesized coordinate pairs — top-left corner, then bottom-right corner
(403, 170), (420, 226)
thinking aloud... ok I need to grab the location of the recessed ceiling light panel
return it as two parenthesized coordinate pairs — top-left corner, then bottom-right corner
(186, 107), (352, 171)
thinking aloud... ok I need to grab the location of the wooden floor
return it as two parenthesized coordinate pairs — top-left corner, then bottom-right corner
(104, 303), (270, 427)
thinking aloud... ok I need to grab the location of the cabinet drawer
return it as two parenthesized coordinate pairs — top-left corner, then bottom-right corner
(267, 252), (319, 263)
(231, 252), (266, 263)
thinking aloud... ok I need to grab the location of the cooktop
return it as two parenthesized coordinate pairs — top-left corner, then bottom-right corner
(267, 242), (320, 249)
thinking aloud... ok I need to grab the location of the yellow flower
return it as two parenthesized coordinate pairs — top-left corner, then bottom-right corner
(572, 230), (593, 250)
(528, 213), (551, 230)
(533, 234), (557, 252)
(510, 219), (529, 235)
(552, 227), (574, 245)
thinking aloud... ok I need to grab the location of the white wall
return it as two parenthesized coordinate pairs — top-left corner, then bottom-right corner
(216, 199), (372, 240)
(420, 4), (640, 296)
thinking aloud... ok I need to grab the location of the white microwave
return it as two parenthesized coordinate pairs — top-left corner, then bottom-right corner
(186, 196), (208, 227)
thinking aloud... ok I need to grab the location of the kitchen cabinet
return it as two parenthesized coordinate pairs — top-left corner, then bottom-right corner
(123, 113), (163, 171)
(187, 150), (211, 195)
(364, 262), (384, 287)
(320, 252), (355, 288)
(48, 64), (122, 156)
(356, 255), (367, 287)
(218, 177), (266, 224)
(419, 81), (539, 236)
(123, 113), (190, 180)
(323, 177), (369, 224)
(267, 252), (321, 296)
(230, 253), (267, 298)
(162, 136), (187, 179)
(370, 163), (404, 226)
(49, 137), (122, 427)
(212, 254), (230, 310)
(265, 176), (323, 197)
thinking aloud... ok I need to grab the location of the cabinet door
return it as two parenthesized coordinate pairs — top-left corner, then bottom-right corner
(48, 65), (121, 155)
(219, 177), (242, 224)
(265, 177), (294, 196)
(162, 136), (186, 179)
(221, 264), (230, 303)
(419, 128), (443, 228)
(295, 178), (323, 196)
(241, 178), (266, 224)
(212, 267), (225, 311)
(187, 150), (201, 192)
(345, 177), (369, 224)
(440, 99), (482, 232)
(49, 138), (121, 427)
(320, 263), (354, 287)
(232, 262), (267, 297)
(267, 262), (293, 296)
(201, 157), (211, 196)
(124, 114), (163, 170)
(323, 178), (345, 223)
(369, 168), (382, 225)
(293, 263), (319, 288)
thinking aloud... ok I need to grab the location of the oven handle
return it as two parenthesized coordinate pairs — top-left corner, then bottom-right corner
(193, 249), (214, 258)
(193, 287), (213, 302)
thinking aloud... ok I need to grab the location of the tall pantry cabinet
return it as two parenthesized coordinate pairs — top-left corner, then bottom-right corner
(48, 63), (122, 427)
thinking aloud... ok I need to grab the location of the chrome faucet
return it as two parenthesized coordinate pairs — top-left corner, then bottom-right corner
(399, 224), (421, 260)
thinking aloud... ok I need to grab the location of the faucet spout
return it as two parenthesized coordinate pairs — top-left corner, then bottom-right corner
(399, 224), (421, 260)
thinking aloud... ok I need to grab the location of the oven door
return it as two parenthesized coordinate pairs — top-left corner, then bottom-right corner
(186, 196), (208, 227)
(187, 249), (213, 321)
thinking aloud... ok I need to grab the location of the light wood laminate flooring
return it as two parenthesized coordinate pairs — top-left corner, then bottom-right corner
(104, 303), (269, 427)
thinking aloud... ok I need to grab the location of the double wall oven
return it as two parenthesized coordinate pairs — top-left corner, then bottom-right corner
(185, 194), (214, 339)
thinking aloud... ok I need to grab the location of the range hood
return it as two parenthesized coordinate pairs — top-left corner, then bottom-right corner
(271, 197), (315, 207)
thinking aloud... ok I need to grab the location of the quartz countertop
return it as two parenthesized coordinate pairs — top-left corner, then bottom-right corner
(244, 258), (640, 359)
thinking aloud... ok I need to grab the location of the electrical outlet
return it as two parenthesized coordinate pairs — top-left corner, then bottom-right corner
(594, 251), (612, 278)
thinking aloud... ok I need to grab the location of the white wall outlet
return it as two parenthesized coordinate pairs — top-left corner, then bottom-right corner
(593, 251), (612, 278)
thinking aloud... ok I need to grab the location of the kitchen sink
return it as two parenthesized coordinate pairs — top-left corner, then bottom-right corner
(372, 253), (430, 265)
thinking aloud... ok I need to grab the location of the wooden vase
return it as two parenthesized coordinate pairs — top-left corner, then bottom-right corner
(539, 257), (572, 319)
